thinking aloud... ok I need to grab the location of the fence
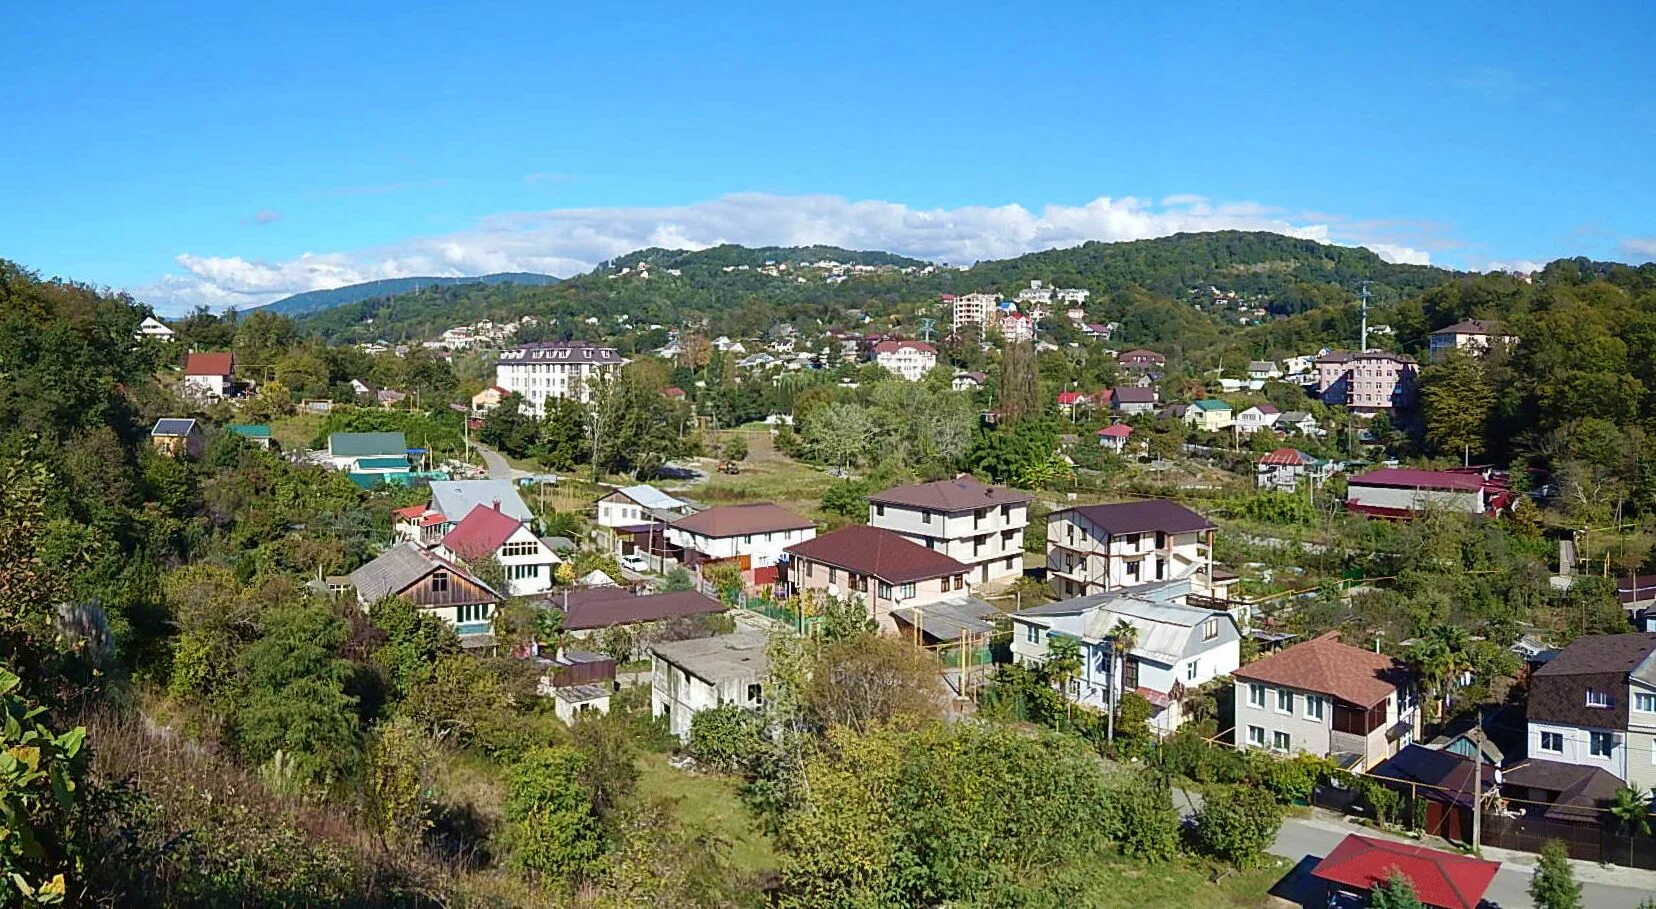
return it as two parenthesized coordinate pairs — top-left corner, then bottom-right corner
(1479, 812), (1656, 869)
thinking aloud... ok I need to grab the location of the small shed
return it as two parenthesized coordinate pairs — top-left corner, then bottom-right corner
(1310, 833), (1499, 909)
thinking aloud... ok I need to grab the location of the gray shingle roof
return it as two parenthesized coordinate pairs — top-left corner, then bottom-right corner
(151, 418), (199, 436)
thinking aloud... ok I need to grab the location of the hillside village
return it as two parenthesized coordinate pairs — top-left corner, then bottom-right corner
(9, 236), (1656, 908)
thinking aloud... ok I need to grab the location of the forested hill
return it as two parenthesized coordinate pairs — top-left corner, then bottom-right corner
(293, 232), (1467, 344)
(266, 272), (559, 316)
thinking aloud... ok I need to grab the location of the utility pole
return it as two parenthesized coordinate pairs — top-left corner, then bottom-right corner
(1358, 280), (1372, 352)
(1471, 707), (1485, 854)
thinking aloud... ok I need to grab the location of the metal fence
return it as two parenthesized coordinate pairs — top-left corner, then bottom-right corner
(1479, 813), (1656, 869)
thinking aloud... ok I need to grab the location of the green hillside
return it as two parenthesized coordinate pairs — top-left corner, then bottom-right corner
(266, 271), (559, 316)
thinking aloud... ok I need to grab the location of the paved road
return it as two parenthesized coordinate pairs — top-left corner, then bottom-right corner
(1175, 789), (1656, 908)
(473, 442), (517, 480)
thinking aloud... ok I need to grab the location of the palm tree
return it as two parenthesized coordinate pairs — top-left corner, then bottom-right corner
(1044, 635), (1083, 725)
(534, 607), (567, 658)
(1404, 636), (1455, 722)
(1608, 786), (1652, 863)
(1106, 618), (1139, 744)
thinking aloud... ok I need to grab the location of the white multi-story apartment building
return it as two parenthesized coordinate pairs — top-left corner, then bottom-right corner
(868, 476), (1032, 586)
(1232, 631), (1420, 772)
(872, 339), (938, 381)
(949, 293), (1000, 331)
(1046, 500), (1218, 599)
(1011, 579), (1241, 733)
(495, 341), (624, 416)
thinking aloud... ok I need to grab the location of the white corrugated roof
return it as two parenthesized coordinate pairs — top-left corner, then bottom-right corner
(616, 484), (688, 512)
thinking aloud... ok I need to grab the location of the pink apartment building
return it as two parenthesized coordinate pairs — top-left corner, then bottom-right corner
(1313, 351), (1417, 415)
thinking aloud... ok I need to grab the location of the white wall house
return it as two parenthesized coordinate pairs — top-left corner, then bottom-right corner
(1010, 579), (1240, 734)
(868, 476), (1032, 586)
(495, 341), (624, 416)
(1345, 468), (1510, 518)
(596, 484), (692, 528)
(1046, 501), (1217, 600)
(1525, 633), (1656, 786)
(438, 505), (561, 597)
(137, 316), (175, 341)
(1234, 405), (1281, 436)
(1429, 320), (1515, 361)
(650, 631), (770, 740)
(666, 503), (816, 571)
(872, 340), (938, 381)
(182, 352), (234, 398)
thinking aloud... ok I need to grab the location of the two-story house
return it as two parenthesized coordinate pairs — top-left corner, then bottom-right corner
(779, 525), (971, 631)
(1118, 349), (1166, 372)
(182, 351), (235, 399)
(666, 503), (816, 581)
(596, 484), (692, 528)
(439, 503), (561, 597)
(349, 541), (502, 639)
(650, 630), (770, 740)
(1046, 500), (1217, 599)
(1232, 631), (1419, 771)
(1010, 579), (1241, 733)
(1256, 448), (1332, 494)
(393, 479), (536, 546)
(1428, 320), (1514, 361)
(1234, 404), (1281, 436)
(1526, 633), (1656, 786)
(1183, 399), (1233, 432)
(867, 476), (1032, 586)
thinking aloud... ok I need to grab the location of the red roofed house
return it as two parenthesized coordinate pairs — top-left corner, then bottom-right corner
(662, 386), (686, 400)
(439, 503), (561, 596)
(1346, 467), (1513, 518)
(1256, 448), (1331, 493)
(1232, 631), (1420, 771)
(872, 339), (938, 381)
(182, 351), (235, 398)
(780, 525), (972, 630)
(1118, 348), (1165, 371)
(1096, 423), (1135, 453)
(1055, 390), (1093, 415)
(471, 385), (512, 415)
(1310, 833), (1499, 909)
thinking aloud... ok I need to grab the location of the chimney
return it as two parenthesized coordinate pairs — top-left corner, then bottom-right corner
(493, 499), (501, 512)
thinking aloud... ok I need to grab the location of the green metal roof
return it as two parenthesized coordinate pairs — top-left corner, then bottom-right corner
(353, 456), (412, 470)
(1193, 399), (1231, 411)
(328, 431), (408, 457)
(227, 424), (272, 438)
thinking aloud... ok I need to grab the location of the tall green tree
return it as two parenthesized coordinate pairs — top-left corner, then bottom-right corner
(1529, 839), (1582, 909)
(1418, 351), (1494, 460)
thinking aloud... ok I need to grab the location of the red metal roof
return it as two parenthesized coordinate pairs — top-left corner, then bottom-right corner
(785, 525), (968, 584)
(1097, 424), (1133, 437)
(1349, 467), (1489, 492)
(1310, 834), (1499, 909)
(1056, 391), (1090, 405)
(873, 339), (936, 354)
(1260, 448), (1314, 466)
(441, 505), (526, 559)
(184, 351), (234, 376)
(393, 505), (428, 519)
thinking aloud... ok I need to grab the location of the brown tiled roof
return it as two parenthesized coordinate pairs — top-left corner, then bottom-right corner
(1527, 632), (1656, 728)
(785, 525), (968, 584)
(184, 351), (234, 376)
(1232, 631), (1411, 707)
(553, 589), (725, 631)
(1432, 319), (1502, 336)
(669, 503), (814, 538)
(868, 475), (1031, 512)
(1111, 386), (1157, 404)
(1063, 500), (1214, 536)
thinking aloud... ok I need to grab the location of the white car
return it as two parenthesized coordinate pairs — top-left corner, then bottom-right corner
(619, 554), (650, 573)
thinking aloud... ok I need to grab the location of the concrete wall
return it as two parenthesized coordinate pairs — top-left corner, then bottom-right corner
(1234, 680), (1335, 758)
(1348, 484), (1483, 515)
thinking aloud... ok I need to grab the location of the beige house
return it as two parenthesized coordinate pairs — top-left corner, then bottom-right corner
(1232, 631), (1420, 771)
(1046, 500), (1219, 600)
(779, 525), (971, 631)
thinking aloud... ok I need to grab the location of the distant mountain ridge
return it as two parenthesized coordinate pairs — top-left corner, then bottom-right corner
(266, 272), (559, 316)
(601, 244), (928, 272)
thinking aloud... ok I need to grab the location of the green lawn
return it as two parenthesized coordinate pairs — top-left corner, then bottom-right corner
(268, 412), (326, 451)
(1038, 853), (1291, 908)
(634, 752), (777, 877)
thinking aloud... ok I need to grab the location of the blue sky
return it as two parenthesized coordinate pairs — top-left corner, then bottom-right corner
(3, 0), (1652, 313)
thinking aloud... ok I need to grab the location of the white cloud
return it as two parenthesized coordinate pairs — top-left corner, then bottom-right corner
(132, 192), (1436, 314)
(1621, 238), (1656, 262)
(243, 209), (282, 226)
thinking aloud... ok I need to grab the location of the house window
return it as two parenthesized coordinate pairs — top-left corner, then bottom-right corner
(900, 583), (915, 599)
(1586, 690), (1611, 708)
(1024, 623), (1041, 645)
(828, 568), (838, 584)
(1272, 731), (1291, 752)
(1124, 532), (1141, 548)
(1186, 661), (1198, 681)
(1126, 561), (1141, 580)
(1638, 693), (1656, 713)
(430, 570), (449, 592)
(1202, 618), (1219, 640)
(1539, 731), (1564, 753)
(1248, 684), (1266, 708)
(1247, 725), (1265, 747)
(744, 534), (752, 544)
(1276, 690), (1294, 714)
(876, 504), (885, 517)
(878, 582), (892, 599)
(746, 684), (762, 704)
(1305, 696), (1325, 721)
(805, 562), (814, 578)
(501, 540), (538, 558)
(922, 512), (932, 525)
(1590, 732), (1616, 757)
(954, 576), (964, 590)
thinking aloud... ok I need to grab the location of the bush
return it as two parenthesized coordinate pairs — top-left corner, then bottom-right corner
(502, 747), (605, 882)
(687, 704), (770, 774)
(1110, 772), (1181, 862)
(1263, 753), (1327, 804)
(1193, 785), (1284, 868)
